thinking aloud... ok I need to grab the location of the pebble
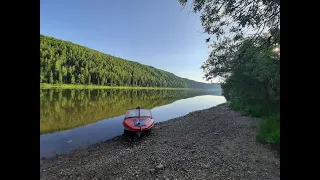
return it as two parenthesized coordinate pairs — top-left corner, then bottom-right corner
(156, 163), (164, 170)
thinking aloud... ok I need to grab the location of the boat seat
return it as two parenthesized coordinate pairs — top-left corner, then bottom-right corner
(133, 119), (146, 127)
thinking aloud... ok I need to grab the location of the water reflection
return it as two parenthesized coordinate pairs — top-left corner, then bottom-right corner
(40, 89), (222, 134)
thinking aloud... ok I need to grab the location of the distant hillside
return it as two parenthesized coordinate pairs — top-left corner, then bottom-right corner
(40, 35), (220, 89)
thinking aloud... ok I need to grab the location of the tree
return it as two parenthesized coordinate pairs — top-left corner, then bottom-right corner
(49, 71), (53, 84)
(61, 66), (67, 82)
(58, 72), (63, 84)
(71, 75), (75, 84)
(218, 36), (280, 117)
(40, 74), (44, 83)
(178, 0), (280, 81)
(87, 74), (91, 85)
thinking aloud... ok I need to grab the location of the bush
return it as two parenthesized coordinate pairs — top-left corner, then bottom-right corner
(231, 100), (279, 118)
(256, 114), (280, 145)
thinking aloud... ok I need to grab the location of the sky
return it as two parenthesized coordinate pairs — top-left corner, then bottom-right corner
(40, 0), (217, 83)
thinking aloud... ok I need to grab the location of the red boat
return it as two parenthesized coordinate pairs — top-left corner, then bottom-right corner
(122, 107), (154, 137)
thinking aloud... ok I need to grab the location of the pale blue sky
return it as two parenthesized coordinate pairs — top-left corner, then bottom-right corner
(40, 0), (215, 82)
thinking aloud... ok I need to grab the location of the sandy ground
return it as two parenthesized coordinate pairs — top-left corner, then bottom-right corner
(40, 103), (280, 180)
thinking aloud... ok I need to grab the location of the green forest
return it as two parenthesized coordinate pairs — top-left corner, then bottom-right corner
(40, 35), (219, 89)
(40, 89), (218, 134)
(179, 0), (280, 148)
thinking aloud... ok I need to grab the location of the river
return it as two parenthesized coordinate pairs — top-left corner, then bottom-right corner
(40, 89), (226, 158)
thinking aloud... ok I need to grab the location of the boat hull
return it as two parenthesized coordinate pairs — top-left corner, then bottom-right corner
(122, 117), (154, 135)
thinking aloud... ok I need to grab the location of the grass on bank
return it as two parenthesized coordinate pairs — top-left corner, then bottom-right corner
(256, 114), (280, 145)
(231, 101), (280, 148)
(40, 83), (189, 90)
(40, 83), (222, 91)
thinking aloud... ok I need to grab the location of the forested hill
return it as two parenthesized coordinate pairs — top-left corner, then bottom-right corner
(40, 35), (220, 89)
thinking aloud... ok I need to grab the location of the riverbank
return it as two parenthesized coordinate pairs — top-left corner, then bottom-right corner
(231, 101), (280, 151)
(40, 103), (280, 180)
(40, 83), (215, 91)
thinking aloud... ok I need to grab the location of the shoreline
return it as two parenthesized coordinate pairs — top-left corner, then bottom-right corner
(40, 83), (221, 91)
(40, 103), (280, 180)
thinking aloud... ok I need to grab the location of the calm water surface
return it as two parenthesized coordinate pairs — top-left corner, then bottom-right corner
(40, 89), (226, 158)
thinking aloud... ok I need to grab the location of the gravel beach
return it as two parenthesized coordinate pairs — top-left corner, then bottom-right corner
(40, 103), (280, 180)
